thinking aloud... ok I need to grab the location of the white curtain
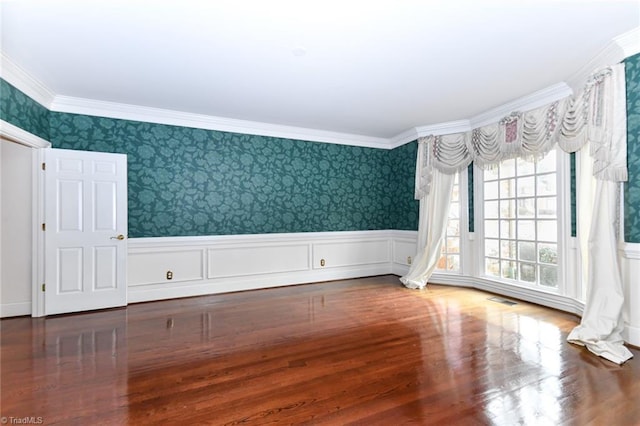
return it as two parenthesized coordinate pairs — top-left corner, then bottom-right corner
(401, 63), (632, 363)
(566, 64), (632, 364)
(400, 168), (454, 289)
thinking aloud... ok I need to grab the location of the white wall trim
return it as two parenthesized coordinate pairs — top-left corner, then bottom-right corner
(388, 83), (572, 147)
(620, 242), (640, 260)
(565, 27), (640, 92)
(49, 95), (392, 149)
(128, 230), (397, 303)
(0, 52), (55, 109)
(470, 83), (574, 129)
(614, 27), (640, 62)
(0, 120), (51, 148)
(0, 302), (32, 317)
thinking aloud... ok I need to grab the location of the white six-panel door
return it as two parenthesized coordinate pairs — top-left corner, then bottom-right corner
(44, 148), (127, 315)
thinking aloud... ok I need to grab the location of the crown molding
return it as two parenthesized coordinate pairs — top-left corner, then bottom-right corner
(0, 52), (55, 108)
(565, 26), (640, 93)
(470, 82), (573, 129)
(388, 127), (419, 148)
(0, 119), (51, 148)
(49, 95), (391, 149)
(415, 119), (472, 138)
(614, 27), (640, 59)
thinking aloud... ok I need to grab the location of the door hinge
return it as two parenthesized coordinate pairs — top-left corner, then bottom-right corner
(41, 223), (46, 231)
(42, 283), (45, 292)
(41, 162), (46, 171)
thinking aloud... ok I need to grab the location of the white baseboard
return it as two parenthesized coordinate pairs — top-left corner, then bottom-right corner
(0, 301), (31, 317)
(624, 324), (640, 349)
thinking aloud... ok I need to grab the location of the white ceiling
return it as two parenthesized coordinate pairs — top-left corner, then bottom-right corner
(1, 0), (639, 141)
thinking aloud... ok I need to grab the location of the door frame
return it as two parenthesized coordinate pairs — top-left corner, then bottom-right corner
(0, 120), (50, 317)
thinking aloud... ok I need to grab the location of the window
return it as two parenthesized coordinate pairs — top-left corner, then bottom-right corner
(483, 150), (558, 288)
(437, 173), (461, 272)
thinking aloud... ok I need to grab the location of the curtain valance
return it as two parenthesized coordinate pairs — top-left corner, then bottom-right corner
(415, 63), (627, 199)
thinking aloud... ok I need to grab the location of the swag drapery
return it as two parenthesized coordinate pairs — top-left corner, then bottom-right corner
(400, 63), (633, 364)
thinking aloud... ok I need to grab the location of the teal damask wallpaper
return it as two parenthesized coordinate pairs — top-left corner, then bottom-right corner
(387, 141), (419, 230)
(0, 79), (50, 140)
(3, 70), (639, 241)
(625, 53), (640, 243)
(49, 112), (407, 237)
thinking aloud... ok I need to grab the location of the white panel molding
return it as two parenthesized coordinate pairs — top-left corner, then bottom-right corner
(0, 52), (55, 108)
(0, 120), (51, 148)
(127, 230), (398, 303)
(620, 243), (640, 347)
(620, 242), (640, 260)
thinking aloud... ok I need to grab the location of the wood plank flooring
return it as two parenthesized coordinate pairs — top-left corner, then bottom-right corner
(2, 275), (639, 425)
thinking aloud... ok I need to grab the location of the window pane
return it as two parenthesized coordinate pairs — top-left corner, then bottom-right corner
(517, 176), (535, 197)
(500, 178), (516, 198)
(486, 239), (499, 257)
(500, 200), (516, 219)
(537, 220), (557, 242)
(485, 167), (499, 181)
(518, 198), (535, 218)
(448, 255), (460, 271)
(447, 238), (460, 254)
(537, 173), (556, 196)
(500, 240), (516, 259)
(486, 220), (499, 238)
(451, 183), (459, 202)
(538, 243), (558, 264)
(519, 263), (536, 283)
(502, 260), (517, 280)
(501, 159), (516, 178)
(500, 220), (515, 239)
(449, 202), (460, 219)
(517, 157), (535, 176)
(518, 220), (535, 240)
(447, 219), (460, 237)
(537, 197), (557, 218)
(540, 265), (558, 288)
(485, 201), (499, 218)
(485, 181), (499, 199)
(486, 258), (500, 277)
(518, 241), (536, 262)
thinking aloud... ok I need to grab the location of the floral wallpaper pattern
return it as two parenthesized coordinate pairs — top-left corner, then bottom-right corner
(3, 72), (639, 241)
(625, 53), (640, 243)
(0, 79), (50, 140)
(49, 112), (409, 237)
(387, 141), (419, 230)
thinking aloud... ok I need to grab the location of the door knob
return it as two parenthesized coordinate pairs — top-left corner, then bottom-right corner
(110, 234), (126, 240)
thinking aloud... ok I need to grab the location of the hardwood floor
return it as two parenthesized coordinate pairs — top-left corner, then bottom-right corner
(2, 275), (639, 425)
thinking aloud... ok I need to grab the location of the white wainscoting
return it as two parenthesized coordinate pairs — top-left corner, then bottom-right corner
(620, 242), (640, 347)
(128, 230), (412, 303)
